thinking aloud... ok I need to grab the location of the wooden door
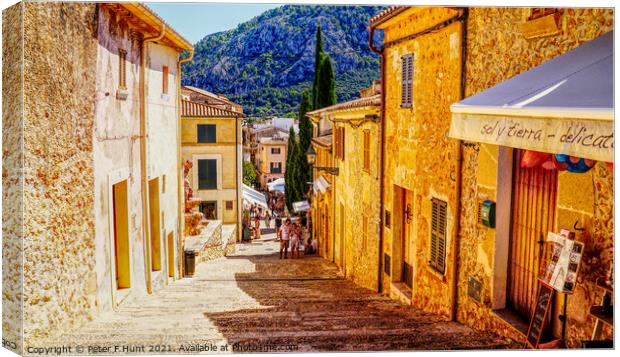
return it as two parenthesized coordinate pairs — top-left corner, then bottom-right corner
(509, 150), (558, 321)
(401, 190), (414, 288)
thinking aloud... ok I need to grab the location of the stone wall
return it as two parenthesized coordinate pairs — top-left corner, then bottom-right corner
(456, 7), (614, 347)
(379, 7), (463, 318)
(22, 2), (98, 345)
(2, 3), (24, 353)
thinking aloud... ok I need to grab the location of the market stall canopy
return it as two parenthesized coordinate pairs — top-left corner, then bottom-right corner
(293, 200), (311, 213)
(242, 184), (268, 209)
(449, 31), (613, 162)
(267, 177), (285, 192)
(313, 175), (331, 194)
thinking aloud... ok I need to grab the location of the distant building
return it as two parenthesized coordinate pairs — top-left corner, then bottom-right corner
(257, 130), (289, 190)
(1, 2), (192, 349)
(180, 92), (243, 240)
(181, 85), (243, 114)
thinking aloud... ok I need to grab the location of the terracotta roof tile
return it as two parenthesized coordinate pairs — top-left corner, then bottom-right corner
(306, 95), (380, 117)
(181, 99), (242, 118)
(369, 6), (409, 27)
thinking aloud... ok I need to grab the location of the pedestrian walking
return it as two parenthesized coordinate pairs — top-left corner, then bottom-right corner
(265, 213), (271, 229)
(290, 222), (301, 259)
(279, 218), (291, 259)
(254, 215), (261, 240)
(275, 214), (283, 239)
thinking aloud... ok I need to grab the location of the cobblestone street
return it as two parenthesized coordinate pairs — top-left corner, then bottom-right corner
(47, 228), (517, 353)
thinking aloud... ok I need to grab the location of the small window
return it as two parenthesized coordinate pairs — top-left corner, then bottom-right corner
(384, 210), (391, 228)
(335, 126), (345, 160)
(162, 65), (169, 94)
(198, 159), (217, 190)
(161, 174), (166, 193)
(119, 49), (127, 89)
(271, 148), (281, 154)
(270, 162), (282, 174)
(197, 124), (216, 143)
(401, 54), (413, 107)
(363, 130), (370, 172)
(429, 198), (447, 274)
(226, 201), (233, 210)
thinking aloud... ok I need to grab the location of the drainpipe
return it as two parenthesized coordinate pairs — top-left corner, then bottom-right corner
(368, 26), (386, 294)
(177, 48), (193, 277)
(235, 115), (241, 242)
(140, 23), (166, 294)
(451, 8), (468, 322)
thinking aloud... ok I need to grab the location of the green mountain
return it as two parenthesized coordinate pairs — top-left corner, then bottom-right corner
(181, 5), (385, 118)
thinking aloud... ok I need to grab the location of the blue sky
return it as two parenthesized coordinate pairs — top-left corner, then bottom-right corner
(147, 2), (281, 44)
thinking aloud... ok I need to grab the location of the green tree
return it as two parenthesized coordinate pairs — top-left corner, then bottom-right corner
(242, 160), (257, 186)
(298, 90), (313, 184)
(317, 55), (337, 109)
(311, 22), (325, 109)
(285, 126), (298, 211)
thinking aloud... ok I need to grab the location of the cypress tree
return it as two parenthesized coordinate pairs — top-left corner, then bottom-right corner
(311, 22), (324, 109)
(285, 127), (298, 212)
(317, 55), (337, 109)
(298, 90), (313, 184)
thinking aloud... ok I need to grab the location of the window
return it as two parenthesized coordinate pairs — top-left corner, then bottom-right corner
(363, 130), (370, 172)
(335, 126), (345, 160)
(401, 54), (413, 107)
(162, 65), (169, 94)
(119, 49), (127, 89)
(198, 159), (217, 190)
(161, 174), (166, 193)
(270, 162), (282, 174)
(226, 201), (233, 210)
(429, 198), (447, 274)
(197, 124), (216, 143)
(271, 147), (281, 154)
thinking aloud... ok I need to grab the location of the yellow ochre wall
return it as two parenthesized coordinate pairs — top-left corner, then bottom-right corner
(456, 8), (614, 347)
(379, 7), (463, 318)
(312, 143), (334, 262)
(181, 116), (241, 224)
(331, 113), (381, 292)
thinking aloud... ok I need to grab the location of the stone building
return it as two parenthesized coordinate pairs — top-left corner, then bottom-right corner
(180, 92), (243, 238)
(368, 6), (614, 348)
(181, 85), (243, 114)
(2, 2), (192, 351)
(307, 83), (381, 291)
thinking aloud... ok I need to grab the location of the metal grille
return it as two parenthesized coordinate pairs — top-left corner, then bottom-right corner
(429, 198), (447, 274)
(508, 149), (557, 321)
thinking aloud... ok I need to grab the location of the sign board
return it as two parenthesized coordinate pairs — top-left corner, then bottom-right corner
(526, 280), (554, 348)
(448, 113), (614, 162)
(542, 232), (584, 293)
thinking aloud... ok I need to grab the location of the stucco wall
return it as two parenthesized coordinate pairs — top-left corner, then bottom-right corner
(92, 5), (149, 313)
(456, 7), (614, 347)
(380, 7), (463, 318)
(146, 42), (182, 280)
(2, 3), (24, 353)
(21, 2), (98, 345)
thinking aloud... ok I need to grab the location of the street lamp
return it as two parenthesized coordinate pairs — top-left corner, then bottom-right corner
(305, 146), (339, 175)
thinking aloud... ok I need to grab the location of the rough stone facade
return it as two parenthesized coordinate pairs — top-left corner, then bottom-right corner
(2, 3), (25, 353)
(19, 2), (99, 346)
(310, 139), (334, 262)
(456, 7), (614, 347)
(377, 7), (463, 318)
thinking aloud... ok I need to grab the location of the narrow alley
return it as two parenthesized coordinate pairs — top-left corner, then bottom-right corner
(45, 225), (517, 353)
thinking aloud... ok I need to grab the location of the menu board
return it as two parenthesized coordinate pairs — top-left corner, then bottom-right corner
(526, 281), (554, 348)
(542, 232), (584, 293)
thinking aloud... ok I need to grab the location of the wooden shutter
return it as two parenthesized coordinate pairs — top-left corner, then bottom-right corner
(429, 198), (447, 274)
(401, 54), (413, 107)
(162, 65), (169, 94)
(197, 124), (216, 143)
(198, 159), (217, 190)
(119, 49), (127, 89)
(340, 127), (345, 160)
(362, 215), (368, 250)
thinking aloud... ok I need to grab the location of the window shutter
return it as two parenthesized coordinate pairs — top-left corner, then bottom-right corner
(340, 127), (345, 160)
(430, 198), (447, 274)
(363, 130), (370, 171)
(198, 159), (217, 190)
(401, 54), (414, 107)
(197, 124), (216, 143)
(401, 56), (407, 105)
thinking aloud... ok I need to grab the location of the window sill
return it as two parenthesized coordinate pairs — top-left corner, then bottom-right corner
(425, 263), (448, 283)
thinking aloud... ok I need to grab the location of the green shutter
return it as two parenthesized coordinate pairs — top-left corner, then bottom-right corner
(198, 159), (217, 190)
(197, 124), (216, 143)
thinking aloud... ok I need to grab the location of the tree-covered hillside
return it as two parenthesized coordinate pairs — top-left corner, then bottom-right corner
(182, 5), (385, 117)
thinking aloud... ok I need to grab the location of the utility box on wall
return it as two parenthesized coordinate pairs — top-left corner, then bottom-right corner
(480, 200), (496, 228)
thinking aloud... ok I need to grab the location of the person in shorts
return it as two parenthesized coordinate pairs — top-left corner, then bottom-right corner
(275, 214), (283, 239)
(289, 223), (301, 259)
(279, 218), (291, 259)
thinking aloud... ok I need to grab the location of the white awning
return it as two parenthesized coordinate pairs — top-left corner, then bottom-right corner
(267, 178), (285, 192)
(449, 31), (613, 162)
(293, 200), (311, 213)
(312, 175), (331, 194)
(242, 184), (268, 209)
